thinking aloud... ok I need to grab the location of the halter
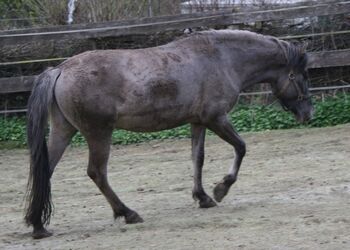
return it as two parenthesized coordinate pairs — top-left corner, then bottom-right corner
(275, 71), (308, 101)
(274, 71), (310, 112)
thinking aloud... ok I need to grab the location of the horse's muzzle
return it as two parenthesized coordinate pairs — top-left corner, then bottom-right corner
(295, 106), (314, 124)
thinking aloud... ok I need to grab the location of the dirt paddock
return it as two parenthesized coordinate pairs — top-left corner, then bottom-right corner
(1, 124), (349, 249)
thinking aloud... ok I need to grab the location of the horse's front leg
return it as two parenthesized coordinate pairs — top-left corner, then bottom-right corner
(191, 124), (217, 208)
(207, 116), (246, 202)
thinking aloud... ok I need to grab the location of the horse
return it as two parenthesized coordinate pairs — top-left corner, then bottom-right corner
(25, 30), (313, 239)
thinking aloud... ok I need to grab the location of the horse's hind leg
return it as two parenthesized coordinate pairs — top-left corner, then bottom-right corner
(207, 116), (246, 202)
(48, 102), (77, 176)
(191, 124), (217, 208)
(85, 132), (143, 224)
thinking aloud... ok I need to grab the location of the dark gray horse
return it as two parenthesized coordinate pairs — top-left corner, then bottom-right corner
(25, 30), (313, 239)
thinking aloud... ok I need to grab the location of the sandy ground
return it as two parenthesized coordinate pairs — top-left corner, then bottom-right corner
(0, 124), (349, 250)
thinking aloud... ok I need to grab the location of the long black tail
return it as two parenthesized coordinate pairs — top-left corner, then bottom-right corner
(25, 68), (61, 228)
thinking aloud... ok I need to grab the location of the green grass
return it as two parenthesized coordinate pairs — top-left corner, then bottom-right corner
(1, 94), (349, 148)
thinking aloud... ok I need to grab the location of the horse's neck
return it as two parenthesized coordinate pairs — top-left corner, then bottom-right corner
(223, 39), (287, 90)
(240, 61), (283, 91)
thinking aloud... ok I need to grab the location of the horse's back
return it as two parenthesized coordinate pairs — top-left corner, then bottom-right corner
(53, 49), (198, 132)
(52, 43), (236, 133)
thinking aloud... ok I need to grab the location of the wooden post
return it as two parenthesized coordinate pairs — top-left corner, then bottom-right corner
(158, 0), (161, 15)
(148, 0), (153, 17)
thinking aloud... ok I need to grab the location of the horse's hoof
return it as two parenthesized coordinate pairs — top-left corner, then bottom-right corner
(213, 182), (229, 202)
(199, 198), (217, 208)
(32, 228), (53, 239)
(125, 211), (144, 224)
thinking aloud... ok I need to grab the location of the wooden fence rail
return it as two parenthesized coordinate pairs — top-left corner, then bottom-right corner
(1, 49), (349, 94)
(2, 30), (350, 67)
(0, 1), (349, 46)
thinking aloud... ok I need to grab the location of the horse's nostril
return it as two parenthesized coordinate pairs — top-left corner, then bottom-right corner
(303, 111), (313, 123)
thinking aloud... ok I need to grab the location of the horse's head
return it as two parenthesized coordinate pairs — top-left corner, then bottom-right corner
(273, 43), (314, 123)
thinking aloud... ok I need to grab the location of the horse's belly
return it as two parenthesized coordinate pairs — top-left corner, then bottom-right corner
(115, 105), (194, 132)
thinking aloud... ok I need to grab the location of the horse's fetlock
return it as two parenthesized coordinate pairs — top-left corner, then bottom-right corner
(192, 188), (206, 200)
(87, 169), (97, 180)
(113, 211), (124, 219)
(223, 174), (237, 185)
(192, 189), (200, 200)
(237, 142), (246, 157)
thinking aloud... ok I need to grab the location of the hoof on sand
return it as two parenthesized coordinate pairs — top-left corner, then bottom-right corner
(125, 211), (144, 224)
(199, 198), (217, 208)
(213, 183), (229, 202)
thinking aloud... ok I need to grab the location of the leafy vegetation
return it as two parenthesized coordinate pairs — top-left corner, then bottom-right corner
(0, 94), (349, 148)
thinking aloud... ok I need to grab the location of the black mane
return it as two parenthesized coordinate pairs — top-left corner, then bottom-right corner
(178, 29), (308, 71)
(285, 42), (308, 71)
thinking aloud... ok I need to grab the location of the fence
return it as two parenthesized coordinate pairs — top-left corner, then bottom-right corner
(1, 1), (349, 45)
(0, 0), (349, 114)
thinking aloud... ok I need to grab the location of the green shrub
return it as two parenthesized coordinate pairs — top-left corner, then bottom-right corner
(0, 116), (26, 143)
(0, 94), (349, 148)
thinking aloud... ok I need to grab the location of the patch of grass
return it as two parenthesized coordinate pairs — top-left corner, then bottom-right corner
(0, 116), (27, 146)
(1, 94), (349, 148)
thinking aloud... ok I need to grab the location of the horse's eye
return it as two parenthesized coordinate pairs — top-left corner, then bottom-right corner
(289, 73), (295, 80)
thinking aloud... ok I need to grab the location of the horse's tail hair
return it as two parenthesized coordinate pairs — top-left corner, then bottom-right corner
(25, 68), (61, 228)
